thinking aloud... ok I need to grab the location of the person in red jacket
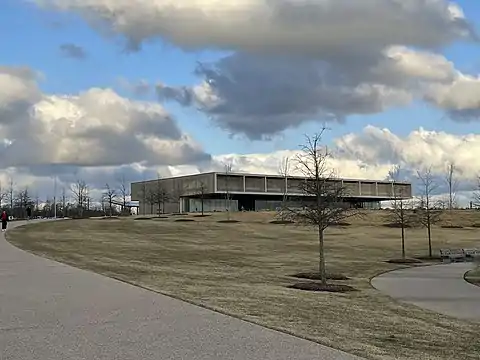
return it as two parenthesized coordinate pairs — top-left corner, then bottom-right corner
(1, 210), (8, 232)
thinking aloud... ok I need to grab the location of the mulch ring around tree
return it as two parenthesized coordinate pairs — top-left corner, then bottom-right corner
(441, 225), (464, 229)
(193, 214), (212, 218)
(291, 272), (350, 281)
(385, 258), (423, 264)
(217, 220), (240, 223)
(134, 217), (153, 220)
(414, 255), (442, 262)
(288, 282), (356, 293)
(269, 220), (294, 224)
(174, 218), (195, 222)
(382, 223), (413, 228)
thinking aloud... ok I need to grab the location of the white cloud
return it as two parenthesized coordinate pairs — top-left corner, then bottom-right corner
(0, 66), (210, 170)
(34, 0), (475, 53)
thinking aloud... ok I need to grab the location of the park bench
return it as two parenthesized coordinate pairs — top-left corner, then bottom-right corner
(463, 249), (480, 262)
(439, 249), (466, 262)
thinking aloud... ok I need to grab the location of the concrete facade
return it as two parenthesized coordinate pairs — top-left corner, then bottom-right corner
(131, 172), (412, 214)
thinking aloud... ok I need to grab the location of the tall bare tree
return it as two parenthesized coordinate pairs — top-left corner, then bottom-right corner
(103, 183), (117, 216)
(279, 131), (360, 286)
(151, 175), (170, 215)
(117, 174), (129, 214)
(224, 162), (233, 219)
(278, 156), (291, 211)
(7, 177), (15, 211)
(388, 165), (413, 260)
(472, 175), (480, 209)
(416, 167), (443, 258)
(15, 187), (33, 218)
(139, 179), (149, 215)
(195, 181), (208, 216)
(70, 180), (88, 217)
(0, 181), (6, 209)
(445, 162), (458, 210)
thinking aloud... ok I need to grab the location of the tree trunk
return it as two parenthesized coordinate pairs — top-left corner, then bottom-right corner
(201, 197), (204, 216)
(427, 222), (432, 258)
(318, 226), (326, 286)
(401, 224), (405, 259)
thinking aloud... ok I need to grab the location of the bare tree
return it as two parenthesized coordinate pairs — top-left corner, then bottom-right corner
(151, 175), (170, 215)
(70, 180), (88, 217)
(224, 162), (233, 219)
(7, 177), (15, 211)
(388, 165), (413, 260)
(195, 181), (209, 216)
(473, 175), (480, 209)
(416, 167), (443, 258)
(61, 187), (67, 217)
(278, 156), (291, 213)
(117, 174), (129, 214)
(279, 131), (361, 286)
(103, 183), (117, 216)
(15, 187), (33, 218)
(445, 162), (459, 210)
(139, 180), (149, 215)
(0, 181), (6, 209)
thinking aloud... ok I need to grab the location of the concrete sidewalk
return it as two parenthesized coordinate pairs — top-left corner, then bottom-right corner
(0, 221), (362, 360)
(371, 263), (480, 322)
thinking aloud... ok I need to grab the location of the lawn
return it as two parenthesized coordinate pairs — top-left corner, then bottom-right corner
(7, 210), (480, 360)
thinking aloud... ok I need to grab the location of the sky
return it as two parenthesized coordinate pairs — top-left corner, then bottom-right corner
(1, 0), (480, 204)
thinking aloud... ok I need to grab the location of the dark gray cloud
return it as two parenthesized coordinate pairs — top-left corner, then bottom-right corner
(59, 43), (88, 59)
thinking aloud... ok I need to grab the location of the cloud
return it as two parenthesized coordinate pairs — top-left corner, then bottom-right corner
(117, 78), (151, 96)
(59, 43), (88, 59)
(0, 65), (211, 173)
(33, 0), (476, 54)
(156, 46), (480, 139)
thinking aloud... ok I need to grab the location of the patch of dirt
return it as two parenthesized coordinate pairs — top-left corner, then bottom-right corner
(382, 223), (413, 228)
(386, 258), (423, 264)
(270, 220), (294, 224)
(414, 255), (442, 261)
(134, 217), (152, 220)
(441, 225), (464, 229)
(292, 272), (350, 281)
(288, 282), (356, 293)
(330, 222), (352, 227)
(217, 220), (240, 223)
(175, 219), (195, 222)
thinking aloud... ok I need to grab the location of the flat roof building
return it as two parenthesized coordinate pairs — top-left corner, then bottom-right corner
(131, 172), (412, 215)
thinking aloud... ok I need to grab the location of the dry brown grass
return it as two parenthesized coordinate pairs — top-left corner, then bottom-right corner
(7, 210), (480, 360)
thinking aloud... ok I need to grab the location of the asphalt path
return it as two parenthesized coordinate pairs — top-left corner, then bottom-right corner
(0, 220), (363, 360)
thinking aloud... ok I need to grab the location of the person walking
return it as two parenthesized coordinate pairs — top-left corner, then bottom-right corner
(1, 210), (8, 232)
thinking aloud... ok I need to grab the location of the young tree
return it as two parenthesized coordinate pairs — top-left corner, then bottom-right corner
(117, 174), (129, 214)
(279, 131), (360, 286)
(103, 183), (117, 216)
(195, 181), (208, 216)
(278, 156), (291, 213)
(151, 176), (170, 215)
(61, 187), (67, 217)
(388, 165), (413, 260)
(445, 162), (459, 210)
(224, 162), (233, 219)
(416, 167), (443, 258)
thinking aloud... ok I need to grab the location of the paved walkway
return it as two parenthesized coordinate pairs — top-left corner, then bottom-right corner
(0, 221), (362, 360)
(371, 263), (480, 322)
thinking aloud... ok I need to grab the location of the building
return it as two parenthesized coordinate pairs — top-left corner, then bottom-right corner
(131, 172), (412, 215)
